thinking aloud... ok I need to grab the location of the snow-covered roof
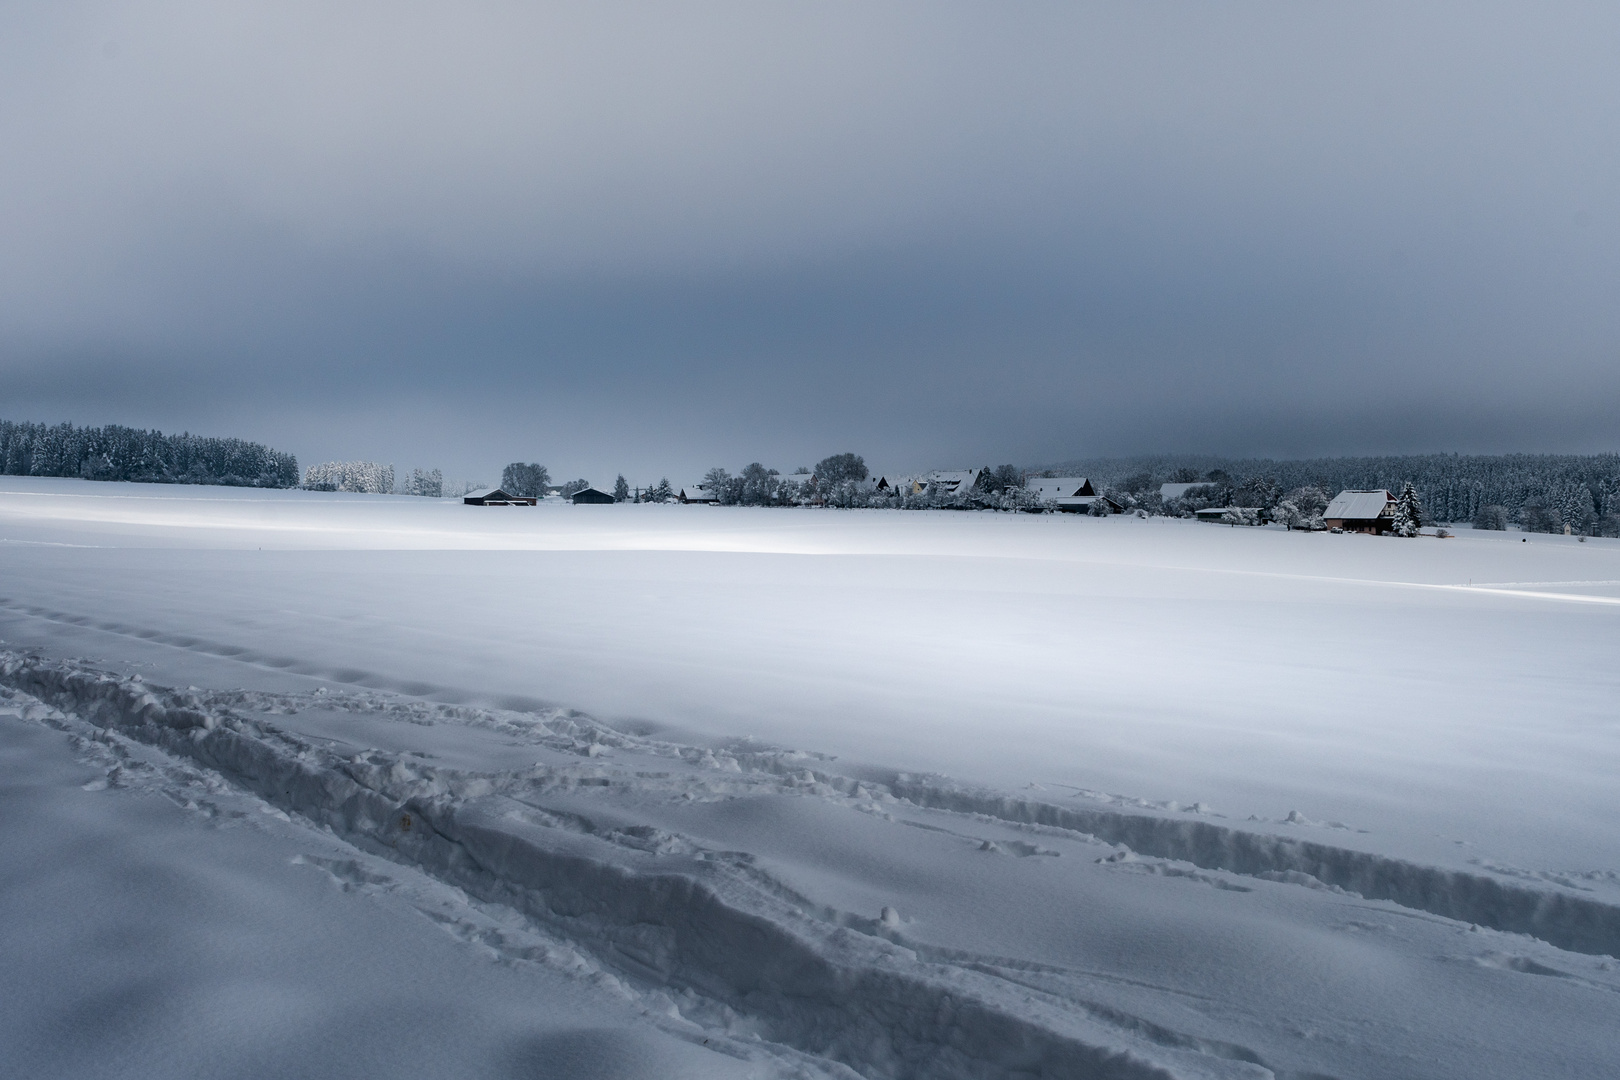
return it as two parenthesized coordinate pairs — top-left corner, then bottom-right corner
(464, 488), (499, 500)
(1324, 490), (1394, 521)
(678, 483), (720, 502)
(921, 468), (984, 493)
(1027, 477), (1094, 501)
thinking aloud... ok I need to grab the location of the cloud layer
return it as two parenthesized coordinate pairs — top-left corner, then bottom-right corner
(4, 2), (1618, 479)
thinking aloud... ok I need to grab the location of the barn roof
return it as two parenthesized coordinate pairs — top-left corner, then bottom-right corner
(1324, 489), (1394, 520)
(677, 483), (720, 501)
(1027, 477), (1093, 500)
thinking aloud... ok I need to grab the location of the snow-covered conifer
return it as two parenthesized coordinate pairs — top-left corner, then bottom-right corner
(409, 468), (442, 498)
(1393, 483), (1422, 537)
(303, 461), (393, 494)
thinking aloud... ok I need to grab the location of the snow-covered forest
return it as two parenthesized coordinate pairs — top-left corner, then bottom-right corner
(302, 460), (395, 494)
(0, 419), (298, 488)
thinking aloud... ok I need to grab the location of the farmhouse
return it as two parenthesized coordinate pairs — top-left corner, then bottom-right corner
(919, 468), (985, 495)
(570, 487), (615, 504)
(1026, 477), (1119, 513)
(677, 483), (721, 504)
(873, 475), (917, 494)
(1323, 489), (1396, 533)
(463, 488), (537, 506)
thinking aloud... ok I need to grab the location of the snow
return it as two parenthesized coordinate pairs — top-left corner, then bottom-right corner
(1322, 489), (1394, 521)
(1, 476), (1618, 1078)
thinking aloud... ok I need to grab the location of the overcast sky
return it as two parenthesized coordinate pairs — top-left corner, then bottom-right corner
(3, 2), (1618, 482)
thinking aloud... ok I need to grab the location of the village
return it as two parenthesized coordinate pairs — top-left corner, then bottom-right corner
(460, 465), (1433, 536)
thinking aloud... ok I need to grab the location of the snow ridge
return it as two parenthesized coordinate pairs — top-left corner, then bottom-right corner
(887, 780), (1620, 958)
(0, 653), (1272, 1080)
(7, 652), (1617, 1078)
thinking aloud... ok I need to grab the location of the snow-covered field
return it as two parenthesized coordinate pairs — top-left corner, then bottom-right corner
(2, 477), (1617, 1078)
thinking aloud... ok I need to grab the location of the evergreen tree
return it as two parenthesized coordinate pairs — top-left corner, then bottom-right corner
(613, 474), (630, 502)
(1393, 482), (1422, 537)
(409, 468), (443, 497)
(303, 461), (393, 493)
(0, 418), (297, 487)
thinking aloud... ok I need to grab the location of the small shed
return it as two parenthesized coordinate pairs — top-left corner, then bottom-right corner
(1323, 490), (1395, 533)
(464, 487), (537, 506)
(570, 487), (615, 504)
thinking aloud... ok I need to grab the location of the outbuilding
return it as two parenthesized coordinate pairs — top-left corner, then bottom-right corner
(1323, 490), (1395, 533)
(463, 487), (537, 506)
(570, 487), (615, 504)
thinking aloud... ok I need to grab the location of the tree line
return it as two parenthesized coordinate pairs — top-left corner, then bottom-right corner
(0, 419), (298, 487)
(300, 461), (445, 497)
(19, 413), (1606, 535)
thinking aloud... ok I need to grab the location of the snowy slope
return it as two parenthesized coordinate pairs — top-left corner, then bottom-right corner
(2, 477), (1618, 1078)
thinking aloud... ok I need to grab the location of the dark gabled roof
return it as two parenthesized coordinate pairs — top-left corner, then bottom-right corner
(1027, 477), (1095, 500)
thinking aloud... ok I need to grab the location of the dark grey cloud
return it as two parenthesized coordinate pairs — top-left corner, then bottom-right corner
(2, 2), (1618, 481)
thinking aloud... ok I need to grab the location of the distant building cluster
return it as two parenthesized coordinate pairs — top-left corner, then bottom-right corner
(447, 455), (1620, 538)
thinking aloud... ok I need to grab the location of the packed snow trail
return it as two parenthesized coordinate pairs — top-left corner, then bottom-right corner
(0, 701), (787, 1080)
(6, 652), (1619, 1079)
